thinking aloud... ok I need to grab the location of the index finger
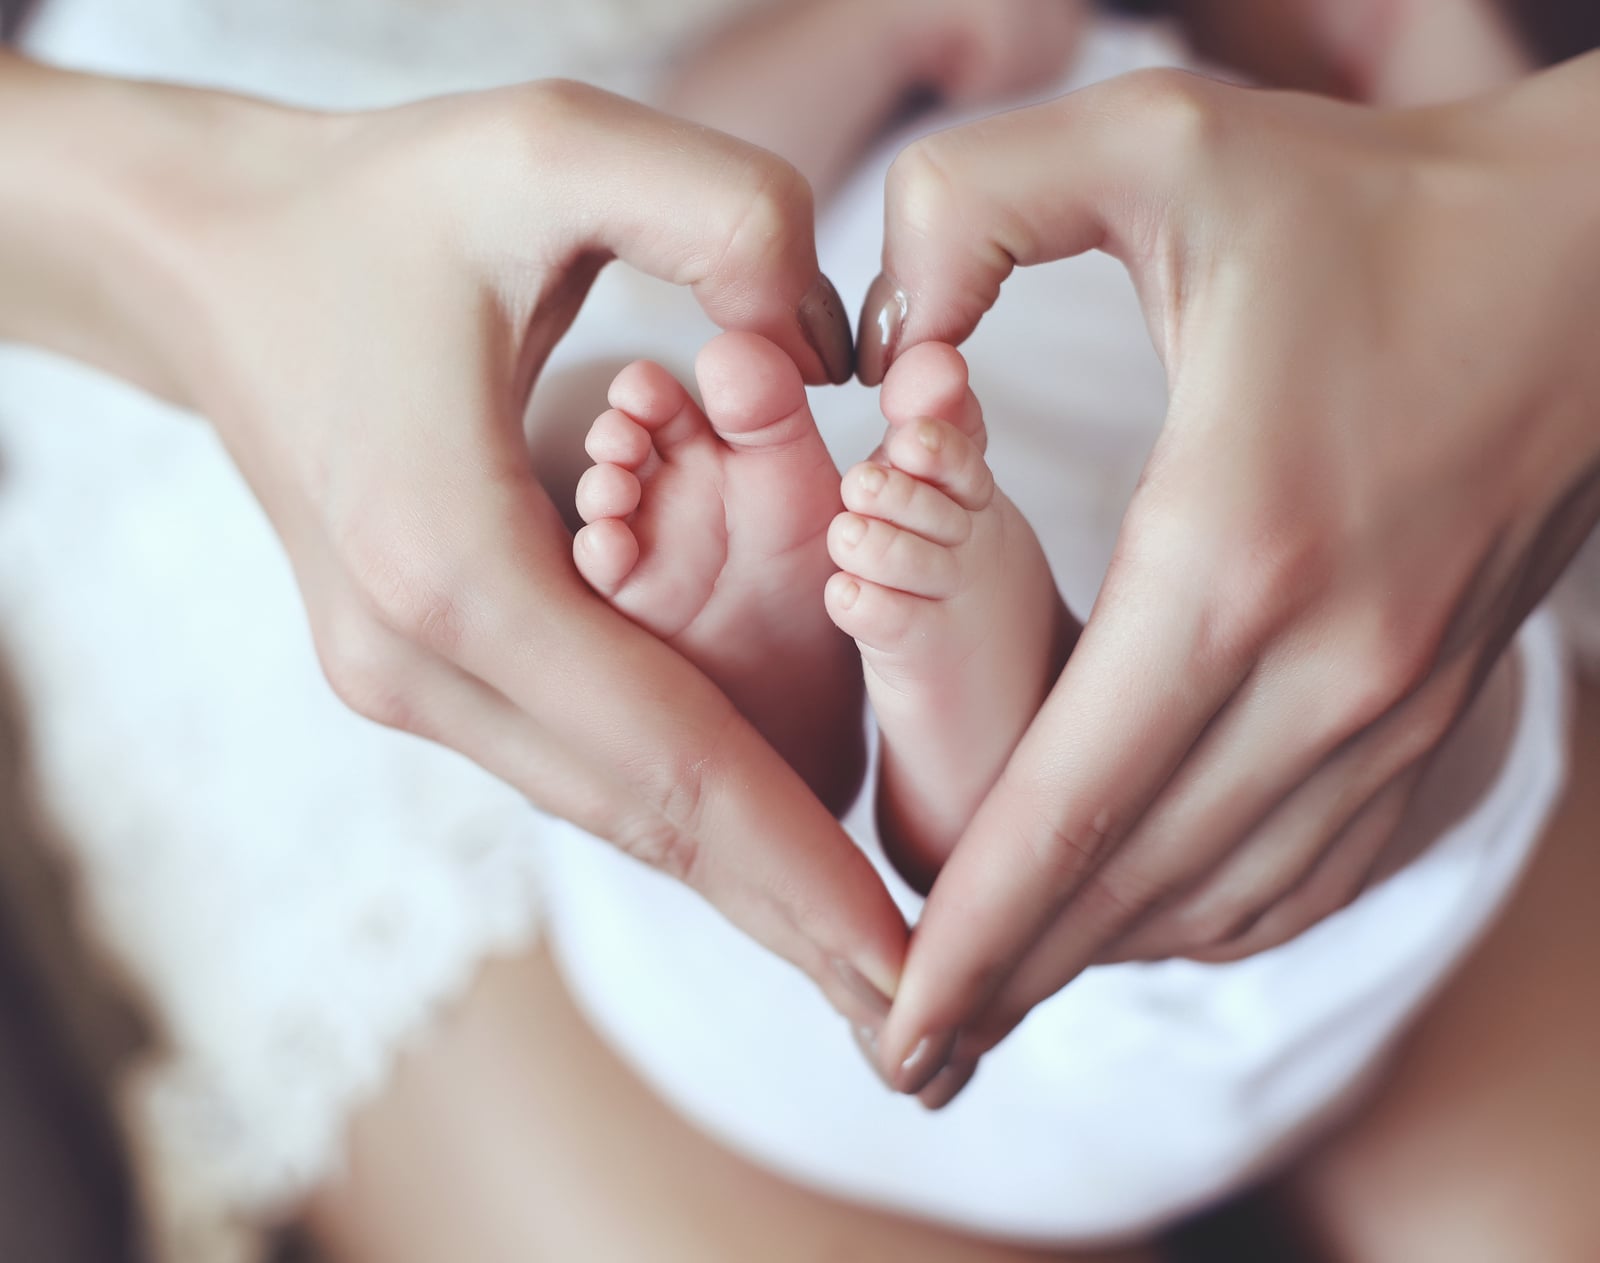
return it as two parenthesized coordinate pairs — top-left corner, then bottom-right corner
(520, 81), (856, 385)
(875, 514), (1250, 1092)
(856, 68), (1214, 384)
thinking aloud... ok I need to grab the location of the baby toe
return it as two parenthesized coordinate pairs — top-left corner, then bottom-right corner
(575, 463), (642, 524)
(883, 418), (995, 513)
(825, 572), (936, 656)
(585, 408), (654, 469)
(841, 461), (971, 548)
(573, 519), (641, 595)
(608, 360), (701, 440)
(828, 511), (961, 600)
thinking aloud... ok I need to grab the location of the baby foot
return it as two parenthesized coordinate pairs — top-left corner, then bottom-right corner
(574, 332), (864, 812)
(825, 344), (1073, 890)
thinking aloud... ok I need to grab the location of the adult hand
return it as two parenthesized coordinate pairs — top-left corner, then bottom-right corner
(0, 60), (905, 1026)
(856, 55), (1600, 1101)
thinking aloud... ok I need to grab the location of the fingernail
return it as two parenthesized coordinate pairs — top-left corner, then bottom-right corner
(851, 1022), (892, 1089)
(918, 1058), (978, 1111)
(831, 958), (892, 1020)
(856, 272), (907, 387)
(893, 1028), (958, 1095)
(839, 515), (866, 546)
(799, 273), (856, 385)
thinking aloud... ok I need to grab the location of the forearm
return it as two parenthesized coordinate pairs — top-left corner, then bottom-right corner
(659, 0), (931, 200)
(0, 53), (298, 406)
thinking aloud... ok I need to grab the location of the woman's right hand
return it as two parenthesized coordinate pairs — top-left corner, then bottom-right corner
(0, 60), (907, 1029)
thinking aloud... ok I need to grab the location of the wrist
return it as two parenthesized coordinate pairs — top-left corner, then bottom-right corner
(0, 53), (322, 408)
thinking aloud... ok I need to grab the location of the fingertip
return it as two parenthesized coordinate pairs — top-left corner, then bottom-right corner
(799, 273), (856, 385)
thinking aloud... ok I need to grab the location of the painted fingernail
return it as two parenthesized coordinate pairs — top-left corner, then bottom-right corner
(857, 465), (887, 495)
(856, 272), (907, 387)
(799, 273), (855, 385)
(831, 958), (892, 1020)
(893, 1028), (958, 1095)
(839, 515), (867, 546)
(918, 1058), (978, 1111)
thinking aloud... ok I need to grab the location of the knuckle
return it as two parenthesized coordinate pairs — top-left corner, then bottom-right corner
(342, 529), (470, 658)
(526, 76), (604, 115)
(612, 814), (703, 885)
(314, 608), (420, 733)
(709, 156), (813, 279)
(1332, 619), (1449, 742)
(885, 135), (963, 241)
(613, 729), (725, 886)
(1106, 68), (1226, 168)
(1015, 794), (1122, 887)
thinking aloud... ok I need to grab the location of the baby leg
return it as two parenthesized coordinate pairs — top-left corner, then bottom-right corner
(826, 344), (1073, 889)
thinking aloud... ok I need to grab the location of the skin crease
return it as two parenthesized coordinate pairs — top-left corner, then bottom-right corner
(0, 53), (911, 1030)
(860, 51), (1600, 1099)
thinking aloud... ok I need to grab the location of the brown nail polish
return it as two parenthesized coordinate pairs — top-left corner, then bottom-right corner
(831, 957), (892, 1020)
(918, 1058), (978, 1112)
(798, 273), (855, 385)
(856, 272), (907, 387)
(894, 1028), (957, 1095)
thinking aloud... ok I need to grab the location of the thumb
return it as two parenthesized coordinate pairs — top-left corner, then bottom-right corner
(857, 67), (1215, 385)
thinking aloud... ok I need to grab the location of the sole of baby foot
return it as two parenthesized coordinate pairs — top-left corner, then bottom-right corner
(574, 332), (865, 813)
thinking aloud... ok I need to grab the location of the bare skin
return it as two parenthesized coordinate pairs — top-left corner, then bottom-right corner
(305, 945), (1155, 1263)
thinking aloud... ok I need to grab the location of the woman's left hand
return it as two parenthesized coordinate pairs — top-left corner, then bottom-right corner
(855, 58), (1600, 1105)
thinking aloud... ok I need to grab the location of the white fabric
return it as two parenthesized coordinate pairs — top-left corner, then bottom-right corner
(0, 6), (1584, 1261)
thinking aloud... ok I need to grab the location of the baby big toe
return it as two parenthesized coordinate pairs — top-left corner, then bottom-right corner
(881, 342), (985, 445)
(695, 331), (816, 447)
